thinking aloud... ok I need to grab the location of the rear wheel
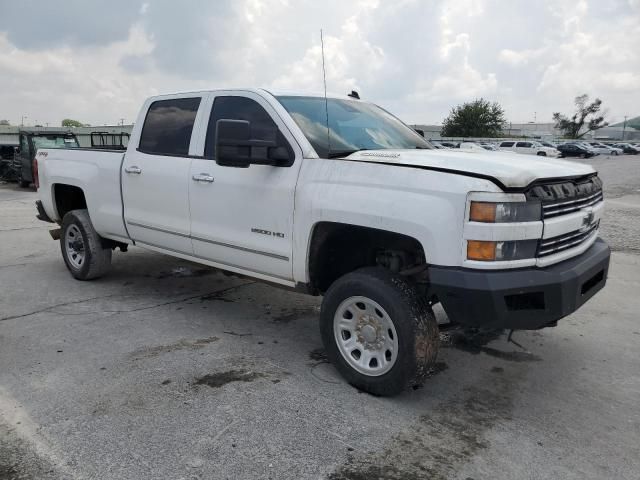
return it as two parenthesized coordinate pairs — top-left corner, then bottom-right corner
(537, 151), (547, 156)
(612, 151), (618, 156)
(60, 209), (112, 280)
(17, 170), (29, 188)
(320, 267), (439, 396)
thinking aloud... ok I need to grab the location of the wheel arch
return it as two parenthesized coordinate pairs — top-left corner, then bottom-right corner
(305, 221), (428, 294)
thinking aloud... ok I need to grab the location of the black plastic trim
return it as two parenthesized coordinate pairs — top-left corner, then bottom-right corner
(429, 238), (610, 330)
(35, 200), (55, 223)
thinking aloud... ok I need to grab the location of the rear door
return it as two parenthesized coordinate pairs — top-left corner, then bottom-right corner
(188, 92), (302, 282)
(122, 95), (203, 254)
(515, 141), (533, 154)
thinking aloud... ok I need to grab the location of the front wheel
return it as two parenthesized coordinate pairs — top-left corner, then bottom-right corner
(612, 151), (618, 156)
(537, 151), (547, 156)
(60, 209), (112, 280)
(320, 267), (439, 396)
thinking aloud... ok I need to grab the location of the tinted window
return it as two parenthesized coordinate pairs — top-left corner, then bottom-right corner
(205, 96), (282, 159)
(19, 135), (29, 156)
(139, 97), (201, 156)
(500, 142), (514, 147)
(516, 142), (532, 147)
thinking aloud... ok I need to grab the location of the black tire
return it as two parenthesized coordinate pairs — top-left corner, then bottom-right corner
(60, 209), (112, 280)
(18, 180), (30, 188)
(320, 267), (439, 396)
(537, 151), (546, 156)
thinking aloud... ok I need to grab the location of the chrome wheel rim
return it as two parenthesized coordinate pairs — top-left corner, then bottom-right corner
(65, 224), (85, 269)
(333, 296), (399, 376)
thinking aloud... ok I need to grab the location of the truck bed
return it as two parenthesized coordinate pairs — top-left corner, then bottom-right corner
(37, 147), (129, 242)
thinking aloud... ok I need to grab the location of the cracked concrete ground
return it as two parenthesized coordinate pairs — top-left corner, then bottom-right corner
(1, 156), (639, 480)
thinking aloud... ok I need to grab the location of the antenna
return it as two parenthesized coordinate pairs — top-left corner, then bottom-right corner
(320, 29), (331, 155)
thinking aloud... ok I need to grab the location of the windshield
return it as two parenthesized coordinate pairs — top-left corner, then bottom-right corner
(32, 136), (80, 149)
(276, 96), (430, 157)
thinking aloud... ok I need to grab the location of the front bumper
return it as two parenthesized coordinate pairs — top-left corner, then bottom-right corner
(429, 238), (610, 330)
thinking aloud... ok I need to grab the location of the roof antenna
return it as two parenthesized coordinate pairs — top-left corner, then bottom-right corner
(320, 29), (331, 156)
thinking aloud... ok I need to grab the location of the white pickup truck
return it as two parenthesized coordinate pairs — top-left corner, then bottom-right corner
(35, 89), (610, 396)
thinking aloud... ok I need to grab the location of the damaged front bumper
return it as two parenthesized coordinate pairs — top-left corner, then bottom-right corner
(429, 238), (611, 330)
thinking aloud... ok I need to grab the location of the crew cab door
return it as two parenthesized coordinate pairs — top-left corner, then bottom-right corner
(188, 92), (302, 282)
(122, 95), (203, 254)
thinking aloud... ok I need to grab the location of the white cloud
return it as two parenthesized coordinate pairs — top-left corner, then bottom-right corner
(0, 0), (638, 127)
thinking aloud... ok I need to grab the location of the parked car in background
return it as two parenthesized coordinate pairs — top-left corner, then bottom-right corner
(556, 143), (596, 158)
(478, 142), (498, 151)
(540, 141), (558, 148)
(588, 143), (623, 155)
(15, 131), (80, 187)
(459, 142), (489, 152)
(612, 143), (640, 154)
(498, 140), (559, 157)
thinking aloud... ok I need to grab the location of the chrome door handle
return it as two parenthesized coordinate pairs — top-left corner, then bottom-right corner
(192, 173), (214, 183)
(124, 166), (142, 174)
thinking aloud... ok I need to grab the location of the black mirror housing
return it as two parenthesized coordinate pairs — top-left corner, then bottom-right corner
(215, 119), (294, 168)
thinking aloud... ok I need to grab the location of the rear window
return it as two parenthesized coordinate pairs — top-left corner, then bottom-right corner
(139, 97), (201, 156)
(500, 142), (514, 147)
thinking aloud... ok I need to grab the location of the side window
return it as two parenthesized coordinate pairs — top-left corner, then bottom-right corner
(500, 141), (514, 147)
(139, 97), (201, 156)
(205, 96), (282, 159)
(516, 142), (531, 148)
(19, 135), (29, 156)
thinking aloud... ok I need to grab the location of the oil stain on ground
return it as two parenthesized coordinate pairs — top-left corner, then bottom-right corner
(270, 305), (320, 324)
(129, 336), (219, 360)
(155, 266), (215, 279)
(328, 370), (517, 480)
(442, 328), (541, 362)
(194, 369), (265, 388)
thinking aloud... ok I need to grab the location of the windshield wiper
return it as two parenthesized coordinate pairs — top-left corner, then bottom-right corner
(327, 149), (365, 158)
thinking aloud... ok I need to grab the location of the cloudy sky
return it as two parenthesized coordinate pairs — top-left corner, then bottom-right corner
(0, 0), (638, 127)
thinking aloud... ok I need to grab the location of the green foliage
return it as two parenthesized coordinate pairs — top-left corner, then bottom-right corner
(61, 118), (86, 128)
(552, 94), (608, 139)
(441, 99), (506, 137)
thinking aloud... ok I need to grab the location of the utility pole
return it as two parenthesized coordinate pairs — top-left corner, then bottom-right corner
(622, 115), (628, 141)
(21, 115), (27, 126)
(119, 118), (125, 126)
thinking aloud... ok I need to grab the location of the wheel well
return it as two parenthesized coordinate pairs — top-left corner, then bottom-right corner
(308, 222), (426, 294)
(53, 184), (87, 220)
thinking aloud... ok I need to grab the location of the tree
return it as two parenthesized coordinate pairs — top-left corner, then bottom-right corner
(61, 118), (86, 128)
(441, 99), (506, 137)
(0, 120), (9, 125)
(552, 94), (608, 139)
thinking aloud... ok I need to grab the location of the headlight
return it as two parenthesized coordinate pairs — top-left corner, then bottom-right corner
(467, 239), (538, 261)
(469, 201), (541, 223)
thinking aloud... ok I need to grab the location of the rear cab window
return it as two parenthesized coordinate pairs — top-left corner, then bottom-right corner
(139, 97), (201, 156)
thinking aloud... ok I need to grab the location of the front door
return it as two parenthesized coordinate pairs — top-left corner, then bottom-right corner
(188, 92), (302, 282)
(122, 96), (203, 254)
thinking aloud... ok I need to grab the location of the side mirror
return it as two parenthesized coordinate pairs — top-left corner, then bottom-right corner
(215, 119), (292, 168)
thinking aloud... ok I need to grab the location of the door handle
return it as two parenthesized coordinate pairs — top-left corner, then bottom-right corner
(192, 173), (215, 183)
(124, 166), (142, 174)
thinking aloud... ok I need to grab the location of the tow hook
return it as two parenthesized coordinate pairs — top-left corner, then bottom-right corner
(49, 228), (61, 240)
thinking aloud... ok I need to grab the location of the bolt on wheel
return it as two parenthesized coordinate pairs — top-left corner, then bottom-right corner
(333, 296), (399, 376)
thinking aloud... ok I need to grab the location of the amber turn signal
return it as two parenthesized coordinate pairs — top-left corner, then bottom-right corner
(467, 240), (496, 261)
(469, 202), (496, 222)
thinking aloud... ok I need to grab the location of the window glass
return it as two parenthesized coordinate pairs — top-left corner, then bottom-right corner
(500, 142), (514, 147)
(516, 142), (531, 147)
(19, 135), (29, 155)
(205, 96), (280, 159)
(32, 136), (79, 149)
(139, 97), (201, 156)
(276, 96), (430, 158)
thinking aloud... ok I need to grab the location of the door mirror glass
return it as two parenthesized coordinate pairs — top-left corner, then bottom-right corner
(215, 119), (293, 168)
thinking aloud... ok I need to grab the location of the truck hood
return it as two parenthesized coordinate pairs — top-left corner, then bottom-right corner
(345, 149), (595, 189)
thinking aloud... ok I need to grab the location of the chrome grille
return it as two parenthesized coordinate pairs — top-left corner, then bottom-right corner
(542, 190), (604, 218)
(538, 221), (600, 257)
